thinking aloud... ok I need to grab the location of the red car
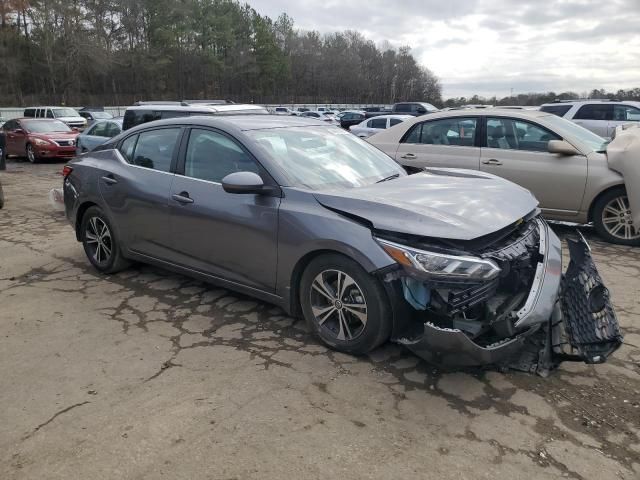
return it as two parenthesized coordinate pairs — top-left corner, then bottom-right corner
(1, 118), (79, 163)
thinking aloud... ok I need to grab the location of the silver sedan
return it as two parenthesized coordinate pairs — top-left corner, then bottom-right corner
(369, 109), (640, 245)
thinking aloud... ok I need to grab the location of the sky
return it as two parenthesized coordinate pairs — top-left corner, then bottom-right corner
(248, 0), (640, 99)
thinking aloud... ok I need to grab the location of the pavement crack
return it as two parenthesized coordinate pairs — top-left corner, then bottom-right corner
(22, 401), (91, 440)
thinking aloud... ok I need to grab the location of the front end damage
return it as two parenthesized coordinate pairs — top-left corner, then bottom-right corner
(377, 217), (622, 374)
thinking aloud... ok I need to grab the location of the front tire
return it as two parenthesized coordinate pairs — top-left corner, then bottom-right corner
(80, 206), (130, 273)
(592, 187), (640, 246)
(26, 143), (37, 163)
(300, 253), (392, 355)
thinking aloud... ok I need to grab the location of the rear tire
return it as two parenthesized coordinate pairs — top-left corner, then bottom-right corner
(80, 206), (130, 273)
(592, 187), (640, 246)
(300, 253), (392, 355)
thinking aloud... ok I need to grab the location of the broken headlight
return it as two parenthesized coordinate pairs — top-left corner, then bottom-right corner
(376, 238), (501, 281)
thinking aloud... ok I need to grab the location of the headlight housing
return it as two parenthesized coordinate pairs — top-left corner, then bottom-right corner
(33, 138), (51, 146)
(376, 238), (501, 281)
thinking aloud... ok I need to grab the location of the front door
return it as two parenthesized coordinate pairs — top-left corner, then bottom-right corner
(99, 127), (182, 259)
(480, 117), (587, 215)
(571, 104), (611, 137)
(5, 120), (27, 156)
(607, 104), (640, 137)
(394, 116), (481, 170)
(168, 128), (280, 292)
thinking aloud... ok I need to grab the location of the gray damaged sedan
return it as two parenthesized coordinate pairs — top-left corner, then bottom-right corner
(63, 116), (622, 373)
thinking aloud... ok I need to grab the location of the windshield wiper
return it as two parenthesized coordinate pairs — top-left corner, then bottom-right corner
(376, 173), (400, 184)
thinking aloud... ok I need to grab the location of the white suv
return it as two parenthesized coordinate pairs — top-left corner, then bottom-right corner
(540, 100), (640, 138)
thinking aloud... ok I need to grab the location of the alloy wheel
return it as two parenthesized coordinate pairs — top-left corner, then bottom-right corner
(27, 145), (35, 163)
(601, 195), (640, 241)
(84, 216), (113, 265)
(309, 269), (368, 341)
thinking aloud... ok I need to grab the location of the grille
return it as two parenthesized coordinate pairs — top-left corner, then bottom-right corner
(55, 140), (74, 147)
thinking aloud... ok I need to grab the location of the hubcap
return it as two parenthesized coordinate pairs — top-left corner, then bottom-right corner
(602, 195), (639, 240)
(27, 146), (35, 162)
(309, 269), (368, 341)
(85, 217), (113, 265)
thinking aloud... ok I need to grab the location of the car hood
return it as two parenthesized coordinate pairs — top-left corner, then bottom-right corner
(31, 132), (78, 140)
(313, 169), (539, 240)
(607, 124), (640, 227)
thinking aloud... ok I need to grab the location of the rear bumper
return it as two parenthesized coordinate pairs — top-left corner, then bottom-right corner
(397, 222), (622, 370)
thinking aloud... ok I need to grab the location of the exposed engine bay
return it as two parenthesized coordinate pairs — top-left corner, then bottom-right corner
(375, 215), (623, 375)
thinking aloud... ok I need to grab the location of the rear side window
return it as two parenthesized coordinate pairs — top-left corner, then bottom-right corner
(394, 104), (411, 113)
(106, 123), (121, 137)
(540, 105), (572, 117)
(119, 135), (138, 162)
(130, 128), (181, 172)
(403, 118), (477, 146)
(574, 104), (612, 121)
(369, 118), (387, 129)
(24, 108), (35, 117)
(390, 118), (403, 127)
(123, 109), (157, 130)
(91, 123), (109, 137)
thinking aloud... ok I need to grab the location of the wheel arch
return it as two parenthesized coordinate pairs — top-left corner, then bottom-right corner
(75, 201), (98, 241)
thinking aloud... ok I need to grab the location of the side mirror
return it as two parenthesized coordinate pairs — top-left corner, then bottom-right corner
(222, 171), (267, 195)
(548, 140), (580, 156)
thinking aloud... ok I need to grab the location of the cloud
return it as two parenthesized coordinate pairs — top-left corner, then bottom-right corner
(248, 0), (640, 98)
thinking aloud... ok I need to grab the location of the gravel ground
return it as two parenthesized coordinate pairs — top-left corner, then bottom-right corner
(1, 160), (639, 480)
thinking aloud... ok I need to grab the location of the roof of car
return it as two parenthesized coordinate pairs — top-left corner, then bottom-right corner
(127, 114), (328, 132)
(540, 100), (640, 106)
(418, 108), (552, 120)
(124, 103), (267, 113)
(25, 106), (78, 109)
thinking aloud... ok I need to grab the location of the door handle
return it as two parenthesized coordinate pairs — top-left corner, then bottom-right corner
(482, 159), (503, 166)
(172, 192), (194, 204)
(101, 175), (118, 185)
(400, 153), (417, 159)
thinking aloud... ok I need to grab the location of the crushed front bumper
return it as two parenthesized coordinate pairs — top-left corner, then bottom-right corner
(397, 221), (622, 372)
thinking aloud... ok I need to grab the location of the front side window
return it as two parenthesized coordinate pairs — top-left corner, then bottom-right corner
(486, 117), (560, 152)
(574, 104), (612, 121)
(122, 128), (180, 172)
(395, 104), (411, 113)
(369, 118), (387, 129)
(613, 104), (640, 121)
(184, 129), (259, 183)
(390, 118), (403, 127)
(247, 126), (405, 190)
(403, 117), (477, 146)
(46, 109), (54, 119)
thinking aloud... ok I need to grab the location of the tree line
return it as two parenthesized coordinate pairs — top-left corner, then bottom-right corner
(443, 88), (640, 108)
(0, 0), (442, 107)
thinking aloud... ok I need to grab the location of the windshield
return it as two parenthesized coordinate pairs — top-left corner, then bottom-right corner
(543, 114), (609, 153)
(52, 108), (80, 118)
(91, 111), (112, 119)
(23, 120), (72, 133)
(247, 126), (406, 190)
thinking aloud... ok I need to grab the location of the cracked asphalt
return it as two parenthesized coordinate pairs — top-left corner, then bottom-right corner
(1, 161), (640, 480)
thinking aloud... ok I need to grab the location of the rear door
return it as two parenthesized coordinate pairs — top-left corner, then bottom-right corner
(393, 116), (481, 170)
(168, 127), (280, 291)
(479, 116), (587, 214)
(571, 104), (612, 137)
(99, 127), (182, 259)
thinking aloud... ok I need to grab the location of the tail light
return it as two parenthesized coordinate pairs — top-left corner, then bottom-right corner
(62, 165), (73, 177)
